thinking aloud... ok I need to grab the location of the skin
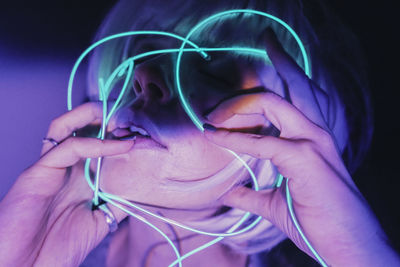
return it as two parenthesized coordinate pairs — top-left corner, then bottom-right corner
(96, 53), (270, 210)
(204, 30), (400, 266)
(0, 28), (398, 267)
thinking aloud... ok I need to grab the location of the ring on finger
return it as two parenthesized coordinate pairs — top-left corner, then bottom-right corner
(92, 200), (118, 233)
(42, 137), (60, 147)
(98, 203), (118, 233)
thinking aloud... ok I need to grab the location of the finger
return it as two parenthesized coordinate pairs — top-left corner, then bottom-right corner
(264, 28), (310, 91)
(310, 81), (330, 125)
(220, 186), (275, 222)
(206, 92), (317, 138)
(42, 102), (104, 156)
(204, 127), (293, 163)
(38, 137), (134, 169)
(263, 28), (329, 130)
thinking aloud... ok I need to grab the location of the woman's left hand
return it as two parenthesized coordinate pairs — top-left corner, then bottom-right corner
(0, 102), (132, 266)
(203, 29), (400, 266)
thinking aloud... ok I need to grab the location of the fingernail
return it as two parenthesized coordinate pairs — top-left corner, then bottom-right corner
(203, 123), (217, 132)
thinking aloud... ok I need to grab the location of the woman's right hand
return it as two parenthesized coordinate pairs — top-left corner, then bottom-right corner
(203, 29), (400, 266)
(0, 102), (134, 266)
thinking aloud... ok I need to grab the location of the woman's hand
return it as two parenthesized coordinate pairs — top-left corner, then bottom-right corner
(0, 102), (133, 266)
(204, 29), (400, 266)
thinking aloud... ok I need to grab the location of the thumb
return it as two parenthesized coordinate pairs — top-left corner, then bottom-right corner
(220, 186), (275, 222)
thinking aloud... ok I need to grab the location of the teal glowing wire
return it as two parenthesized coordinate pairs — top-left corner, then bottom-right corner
(174, 9), (326, 265)
(104, 60), (134, 121)
(285, 179), (328, 267)
(84, 156), (261, 238)
(84, 45), (268, 229)
(175, 9), (311, 131)
(97, 194), (184, 267)
(275, 173), (284, 188)
(84, 156), (258, 267)
(67, 9), (327, 267)
(93, 88), (108, 205)
(67, 30), (209, 111)
(168, 176), (257, 267)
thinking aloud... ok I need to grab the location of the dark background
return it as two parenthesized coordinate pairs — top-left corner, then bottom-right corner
(0, 0), (398, 265)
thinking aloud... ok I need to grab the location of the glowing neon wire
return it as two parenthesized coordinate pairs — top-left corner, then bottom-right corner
(173, 9), (324, 265)
(175, 9), (311, 131)
(66, 9), (327, 267)
(84, 157), (261, 238)
(67, 30), (209, 111)
(286, 179), (328, 266)
(99, 194), (184, 267)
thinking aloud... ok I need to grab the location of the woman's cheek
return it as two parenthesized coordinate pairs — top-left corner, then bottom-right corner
(167, 136), (234, 178)
(98, 153), (166, 199)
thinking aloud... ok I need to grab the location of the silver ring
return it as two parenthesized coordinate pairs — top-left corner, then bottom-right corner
(98, 203), (118, 233)
(42, 137), (60, 147)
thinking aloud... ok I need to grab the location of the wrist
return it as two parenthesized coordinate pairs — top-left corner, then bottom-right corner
(333, 239), (400, 266)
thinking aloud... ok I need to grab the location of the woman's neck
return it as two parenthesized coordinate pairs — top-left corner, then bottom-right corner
(106, 208), (248, 267)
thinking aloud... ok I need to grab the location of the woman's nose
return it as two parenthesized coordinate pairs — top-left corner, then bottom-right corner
(132, 58), (173, 107)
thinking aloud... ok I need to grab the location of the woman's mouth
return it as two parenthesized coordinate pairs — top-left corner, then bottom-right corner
(109, 124), (167, 149)
(112, 125), (150, 139)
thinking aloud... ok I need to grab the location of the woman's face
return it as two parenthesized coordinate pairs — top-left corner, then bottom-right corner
(94, 35), (284, 215)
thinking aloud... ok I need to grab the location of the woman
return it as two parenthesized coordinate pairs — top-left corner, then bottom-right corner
(0, 0), (399, 266)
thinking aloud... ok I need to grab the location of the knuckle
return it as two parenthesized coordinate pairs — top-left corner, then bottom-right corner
(313, 128), (336, 150)
(264, 92), (286, 105)
(49, 116), (62, 130)
(317, 128), (332, 143)
(48, 114), (73, 134)
(248, 135), (266, 158)
(63, 124), (75, 135)
(296, 139), (315, 156)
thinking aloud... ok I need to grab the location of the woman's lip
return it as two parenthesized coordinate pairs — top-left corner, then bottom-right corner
(125, 135), (167, 150)
(109, 120), (167, 149)
(109, 128), (167, 150)
(112, 128), (133, 138)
